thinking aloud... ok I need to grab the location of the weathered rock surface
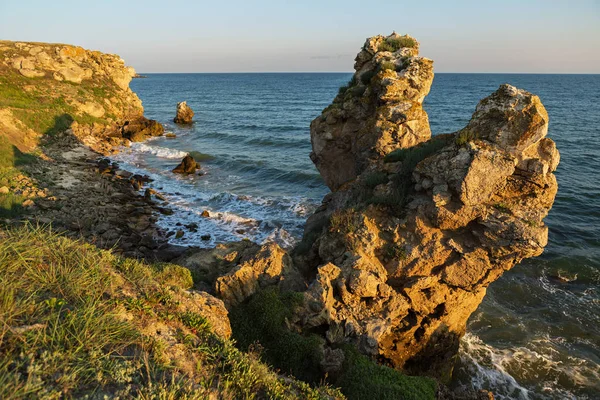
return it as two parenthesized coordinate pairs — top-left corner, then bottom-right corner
(295, 35), (559, 381)
(176, 241), (304, 308)
(0, 41), (163, 154)
(310, 33), (433, 191)
(174, 101), (194, 124)
(172, 154), (200, 174)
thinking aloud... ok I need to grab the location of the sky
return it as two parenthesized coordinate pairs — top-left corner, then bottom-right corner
(1, 0), (599, 73)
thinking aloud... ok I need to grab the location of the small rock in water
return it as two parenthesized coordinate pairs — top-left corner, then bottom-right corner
(165, 133), (177, 138)
(201, 210), (210, 218)
(172, 155), (200, 174)
(201, 234), (211, 241)
(173, 101), (194, 124)
(175, 230), (184, 239)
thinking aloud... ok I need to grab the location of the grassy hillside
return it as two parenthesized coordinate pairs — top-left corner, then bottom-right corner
(0, 225), (342, 399)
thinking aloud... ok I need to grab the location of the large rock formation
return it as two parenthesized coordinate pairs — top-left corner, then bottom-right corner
(0, 41), (163, 154)
(310, 33), (434, 191)
(294, 34), (559, 380)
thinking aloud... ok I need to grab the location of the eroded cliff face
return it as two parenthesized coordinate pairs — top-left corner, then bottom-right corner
(296, 35), (559, 379)
(310, 33), (434, 191)
(0, 41), (163, 154)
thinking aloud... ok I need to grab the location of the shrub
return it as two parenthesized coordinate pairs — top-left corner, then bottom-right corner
(378, 36), (418, 53)
(229, 287), (325, 383)
(337, 345), (437, 400)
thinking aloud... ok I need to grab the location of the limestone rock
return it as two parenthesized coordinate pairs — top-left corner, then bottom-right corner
(121, 118), (165, 143)
(180, 290), (232, 338)
(296, 74), (559, 380)
(174, 101), (194, 124)
(215, 242), (302, 307)
(310, 33), (433, 191)
(172, 154), (199, 174)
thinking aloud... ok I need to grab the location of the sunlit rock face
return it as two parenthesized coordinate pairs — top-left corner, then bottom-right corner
(299, 34), (559, 379)
(310, 33), (434, 192)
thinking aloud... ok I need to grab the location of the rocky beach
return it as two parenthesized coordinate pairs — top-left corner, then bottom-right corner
(1, 33), (596, 400)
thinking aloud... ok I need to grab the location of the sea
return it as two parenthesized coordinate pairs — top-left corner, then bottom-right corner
(111, 73), (600, 399)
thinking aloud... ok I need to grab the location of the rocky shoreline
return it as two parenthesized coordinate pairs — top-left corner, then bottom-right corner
(0, 34), (561, 399)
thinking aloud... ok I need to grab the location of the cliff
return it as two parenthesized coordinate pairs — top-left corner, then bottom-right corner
(0, 40), (163, 154)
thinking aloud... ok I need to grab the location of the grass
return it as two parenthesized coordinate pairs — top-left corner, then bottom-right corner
(0, 224), (343, 399)
(0, 68), (111, 136)
(229, 288), (437, 400)
(329, 208), (358, 234)
(0, 137), (38, 218)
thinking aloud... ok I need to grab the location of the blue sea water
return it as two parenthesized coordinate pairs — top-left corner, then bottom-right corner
(116, 73), (600, 399)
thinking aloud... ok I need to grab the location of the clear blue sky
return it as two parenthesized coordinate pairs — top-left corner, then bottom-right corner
(1, 0), (599, 73)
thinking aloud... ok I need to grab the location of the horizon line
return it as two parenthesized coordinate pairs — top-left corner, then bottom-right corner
(136, 71), (600, 75)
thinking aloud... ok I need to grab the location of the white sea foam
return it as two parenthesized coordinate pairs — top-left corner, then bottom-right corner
(458, 333), (600, 400)
(129, 142), (188, 159)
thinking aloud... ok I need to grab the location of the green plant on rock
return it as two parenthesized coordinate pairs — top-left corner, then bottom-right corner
(455, 128), (478, 145)
(360, 70), (377, 85)
(384, 243), (407, 261)
(329, 208), (358, 234)
(378, 36), (417, 53)
(229, 287), (325, 383)
(379, 61), (396, 71)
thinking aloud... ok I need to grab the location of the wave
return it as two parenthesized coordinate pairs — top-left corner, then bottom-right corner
(129, 143), (188, 159)
(458, 333), (600, 400)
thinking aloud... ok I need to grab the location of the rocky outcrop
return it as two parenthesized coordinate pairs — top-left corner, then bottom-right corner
(0, 41), (163, 154)
(294, 34), (559, 381)
(174, 101), (195, 124)
(172, 154), (200, 174)
(310, 33), (434, 191)
(176, 241), (304, 308)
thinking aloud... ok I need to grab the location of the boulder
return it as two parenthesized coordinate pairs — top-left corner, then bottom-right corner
(214, 242), (303, 308)
(172, 154), (199, 174)
(174, 101), (194, 124)
(122, 118), (165, 142)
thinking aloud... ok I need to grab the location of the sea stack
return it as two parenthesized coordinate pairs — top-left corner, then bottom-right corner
(174, 101), (194, 124)
(294, 34), (559, 380)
